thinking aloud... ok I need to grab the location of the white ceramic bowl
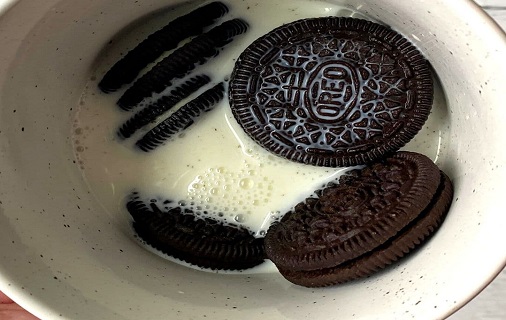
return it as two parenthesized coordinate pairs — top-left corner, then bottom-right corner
(0, 0), (505, 319)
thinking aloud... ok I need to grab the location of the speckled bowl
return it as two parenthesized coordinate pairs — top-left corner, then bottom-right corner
(0, 0), (505, 319)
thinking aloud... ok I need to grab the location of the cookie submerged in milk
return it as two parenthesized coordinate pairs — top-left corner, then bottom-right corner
(229, 17), (433, 167)
(98, 1), (229, 93)
(264, 151), (453, 287)
(127, 194), (266, 270)
(118, 18), (249, 110)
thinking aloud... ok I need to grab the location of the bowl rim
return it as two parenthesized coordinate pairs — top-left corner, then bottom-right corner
(0, 0), (505, 319)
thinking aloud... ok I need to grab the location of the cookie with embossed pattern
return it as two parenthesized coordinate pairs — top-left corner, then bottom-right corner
(264, 151), (453, 287)
(229, 17), (433, 167)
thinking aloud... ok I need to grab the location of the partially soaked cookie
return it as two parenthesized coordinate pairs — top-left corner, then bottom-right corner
(136, 83), (226, 152)
(229, 17), (433, 167)
(127, 193), (266, 270)
(98, 1), (229, 93)
(264, 151), (453, 287)
(118, 18), (248, 110)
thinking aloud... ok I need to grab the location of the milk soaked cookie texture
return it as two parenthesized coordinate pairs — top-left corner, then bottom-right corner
(136, 83), (226, 152)
(74, 0), (451, 279)
(127, 193), (266, 270)
(98, 1), (229, 93)
(117, 18), (249, 110)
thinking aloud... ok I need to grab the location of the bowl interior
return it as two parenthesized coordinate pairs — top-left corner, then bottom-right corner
(0, 0), (505, 319)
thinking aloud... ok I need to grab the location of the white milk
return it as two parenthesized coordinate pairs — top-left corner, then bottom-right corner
(72, 0), (448, 272)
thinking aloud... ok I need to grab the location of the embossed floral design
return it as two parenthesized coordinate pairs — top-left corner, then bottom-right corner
(276, 159), (414, 248)
(230, 17), (433, 167)
(255, 33), (411, 151)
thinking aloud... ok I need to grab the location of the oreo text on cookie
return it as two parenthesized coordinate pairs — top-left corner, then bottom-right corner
(229, 17), (433, 167)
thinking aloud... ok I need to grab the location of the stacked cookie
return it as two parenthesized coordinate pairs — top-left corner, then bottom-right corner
(227, 16), (454, 287)
(264, 152), (453, 287)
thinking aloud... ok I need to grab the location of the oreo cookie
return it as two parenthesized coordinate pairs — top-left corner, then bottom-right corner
(264, 151), (453, 287)
(136, 82), (225, 152)
(127, 194), (266, 270)
(118, 18), (249, 110)
(98, 1), (229, 93)
(117, 75), (210, 139)
(229, 17), (433, 167)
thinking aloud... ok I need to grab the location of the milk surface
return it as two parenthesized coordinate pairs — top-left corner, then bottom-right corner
(73, 0), (448, 272)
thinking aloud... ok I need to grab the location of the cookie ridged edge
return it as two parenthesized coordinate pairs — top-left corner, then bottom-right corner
(277, 171), (453, 287)
(265, 152), (441, 271)
(229, 17), (433, 167)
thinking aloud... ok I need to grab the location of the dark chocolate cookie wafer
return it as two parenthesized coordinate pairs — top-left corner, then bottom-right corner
(229, 17), (433, 167)
(117, 74), (210, 139)
(264, 151), (452, 286)
(98, 1), (229, 93)
(136, 82), (225, 152)
(278, 170), (453, 287)
(127, 194), (266, 270)
(118, 18), (248, 110)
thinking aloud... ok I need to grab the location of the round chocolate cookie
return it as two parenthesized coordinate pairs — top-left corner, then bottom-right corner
(229, 17), (433, 167)
(278, 171), (453, 287)
(127, 194), (266, 270)
(264, 151), (453, 287)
